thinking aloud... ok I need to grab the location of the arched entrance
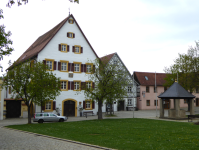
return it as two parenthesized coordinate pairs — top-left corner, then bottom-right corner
(62, 99), (77, 117)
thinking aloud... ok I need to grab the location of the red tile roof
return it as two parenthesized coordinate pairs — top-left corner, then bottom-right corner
(13, 14), (98, 67)
(134, 72), (167, 86)
(100, 53), (115, 63)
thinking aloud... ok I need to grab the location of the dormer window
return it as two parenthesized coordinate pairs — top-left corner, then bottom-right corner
(145, 76), (148, 80)
(68, 19), (74, 24)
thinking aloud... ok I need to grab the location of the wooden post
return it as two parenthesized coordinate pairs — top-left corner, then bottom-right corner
(190, 99), (195, 115)
(160, 99), (164, 118)
(175, 99), (180, 118)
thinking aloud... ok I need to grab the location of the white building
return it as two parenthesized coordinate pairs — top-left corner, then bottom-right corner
(5, 15), (138, 118)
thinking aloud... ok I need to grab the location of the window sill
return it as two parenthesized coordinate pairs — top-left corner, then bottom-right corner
(60, 51), (68, 53)
(85, 108), (93, 110)
(44, 109), (53, 112)
(61, 89), (68, 91)
(73, 72), (82, 74)
(60, 71), (69, 72)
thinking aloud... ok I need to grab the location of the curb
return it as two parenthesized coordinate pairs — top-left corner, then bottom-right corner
(2, 126), (116, 150)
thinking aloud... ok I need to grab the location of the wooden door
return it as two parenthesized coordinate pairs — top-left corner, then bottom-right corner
(6, 100), (21, 118)
(64, 100), (75, 117)
(196, 98), (199, 107)
(164, 99), (170, 109)
(118, 100), (124, 111)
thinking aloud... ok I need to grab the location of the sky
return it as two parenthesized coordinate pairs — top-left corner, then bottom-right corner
(0, 0), (199, 76)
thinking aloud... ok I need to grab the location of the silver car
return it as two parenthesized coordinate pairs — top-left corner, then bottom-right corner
(33, 113), (67, 123)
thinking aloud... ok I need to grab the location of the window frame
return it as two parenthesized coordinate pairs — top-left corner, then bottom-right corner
(44, 100), (53, 112)
(60, 43), (68, 53)
(68, 19), (74, 24)
(128, 86), (132, 93)
(85, 81), (92, 90)
(60, 80), (68, 91)
(73, 62), (82, 73)
(146, 100), (150, 106)
(60, 60), (69, 72)
(74, 45), (81, 54)
(73, 80), (81, 91)
(85, 100), (93, 110)
(45, 58), (54, 71)
(85, 63), (93, 74)
(146, 86), (150, 93)
(67, 32), (74, 38)
(128, 99), (132, 105)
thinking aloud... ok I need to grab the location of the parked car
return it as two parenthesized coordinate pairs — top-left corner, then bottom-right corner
(33, 112), (67, 123)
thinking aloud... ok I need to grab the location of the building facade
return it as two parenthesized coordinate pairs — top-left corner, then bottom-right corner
(134, 71), (199, 110)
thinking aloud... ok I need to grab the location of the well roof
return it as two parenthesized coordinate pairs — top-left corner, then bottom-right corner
(158, 82), (195, 99)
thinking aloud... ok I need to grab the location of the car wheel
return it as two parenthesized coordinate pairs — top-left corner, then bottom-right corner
(59, 118), (64, 122)
(38, 119), (44, 123)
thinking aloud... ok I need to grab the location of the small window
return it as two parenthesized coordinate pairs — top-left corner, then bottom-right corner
(145, 76), (148, 80)
(61, 81), (67, 90)
(128, 99), (132, 105)
(74, 81), (80, 90)
(62, 45), (66, 51)
(87, 82), (91, 89)
(128, 87), (132, 92)
(46, 61), (53, 70)
(146, 86), (149, 93)
(74, 64), (80, 72)
(61, 62), (67, 71)
(86, 101), (91, 109)
(68, 19), (74, 24)
(67, 32), (75, 38)
(75, 46), (80, 53)
(196, 88), (199, 93)
(146, 100), (150, 106)
(87, 65), (91, 73)
(45, 102), (51, 110)
(73, 45), (82, 54)
(154, 100), (158, 106)
(184, 99), (188, 103)
(113, 60), (117, 65)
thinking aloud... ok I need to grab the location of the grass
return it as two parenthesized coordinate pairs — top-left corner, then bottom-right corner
(6, 119), (199, 150)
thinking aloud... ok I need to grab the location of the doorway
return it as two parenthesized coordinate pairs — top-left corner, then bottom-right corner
(196, 98), (199, 107)
(64, 100), (75, 117)
(118, 100), (124, 111)
(6, 100), (21, 118)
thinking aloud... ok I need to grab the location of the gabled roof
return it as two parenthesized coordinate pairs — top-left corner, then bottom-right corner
(100, 53), (115, 63)
(158, 82), (195, 99)
(100, 52), (139, 85)
(14, 14), (98, 66)
(134, 72), (167, 86)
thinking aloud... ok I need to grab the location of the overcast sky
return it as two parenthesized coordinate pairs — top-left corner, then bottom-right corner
(0, 0), (199, 76)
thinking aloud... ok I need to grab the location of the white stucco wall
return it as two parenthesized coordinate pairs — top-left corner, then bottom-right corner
(37, 16), (99, 116)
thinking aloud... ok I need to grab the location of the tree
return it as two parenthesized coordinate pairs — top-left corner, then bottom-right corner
(6, 0), (79, 7)
(164, 41), (199, 110)
(2, 60), (61, 124)
(0, 9), (14, 69)
(80, 57), (130, 120)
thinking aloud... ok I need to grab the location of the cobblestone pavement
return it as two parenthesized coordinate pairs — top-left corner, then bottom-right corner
(0, 127), (109, 150)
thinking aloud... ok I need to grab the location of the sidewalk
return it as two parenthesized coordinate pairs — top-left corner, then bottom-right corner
(1, 108), (199, 127)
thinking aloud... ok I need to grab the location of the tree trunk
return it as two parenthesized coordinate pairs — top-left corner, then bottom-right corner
(110, 103), (112, 115)
(40, 99), (42, 113)
(98, 100), (103, 120)
(28, 103), (32, 124)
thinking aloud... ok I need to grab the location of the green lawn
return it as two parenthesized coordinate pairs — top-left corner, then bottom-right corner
(6, 119), (199, 150)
